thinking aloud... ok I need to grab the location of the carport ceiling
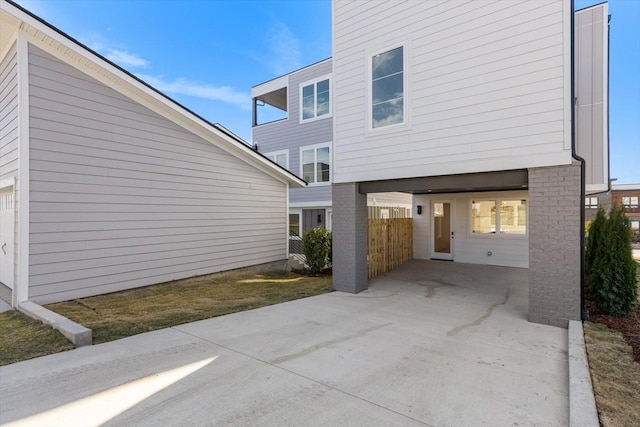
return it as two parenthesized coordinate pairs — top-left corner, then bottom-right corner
(359, 169), (528, 194)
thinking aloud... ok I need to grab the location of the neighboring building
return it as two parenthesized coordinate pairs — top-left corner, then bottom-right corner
(0, 1), (305, 306)
(612, 184), (640, 241)
(252, 59), (412, 239)
(331, 1), (609, 327)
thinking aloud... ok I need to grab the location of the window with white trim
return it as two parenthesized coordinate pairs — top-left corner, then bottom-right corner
(585, 196), (599, 208)
(622, 196), (639, 208)
(0, 192), (13, 211)
(471, 199), (527, 235)
(289, 212), (301, 236)
(631, 220), (639, 230)
(300, 76), (331, 121)
(264, 150), (289, 170)
(300, 144), (330, 185)
(371, 45), (404, 129)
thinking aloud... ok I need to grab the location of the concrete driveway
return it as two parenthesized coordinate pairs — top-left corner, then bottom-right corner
(0, 261), (568, 426)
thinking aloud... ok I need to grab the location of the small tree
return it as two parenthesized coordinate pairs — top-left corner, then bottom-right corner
(589, 204), (638, 316)
(302, 227), (332, 274)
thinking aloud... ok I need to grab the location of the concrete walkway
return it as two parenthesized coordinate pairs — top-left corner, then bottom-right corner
(0, 261), (568, 426)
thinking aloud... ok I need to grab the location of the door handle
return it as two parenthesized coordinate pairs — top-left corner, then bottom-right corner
(1, 243), (6, 255)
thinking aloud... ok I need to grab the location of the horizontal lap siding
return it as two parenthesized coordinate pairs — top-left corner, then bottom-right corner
(0, 43), (18, 182)
(27, 45), (287, 304)
(333, 0), (571, 183)
(253, 60), (332, 205)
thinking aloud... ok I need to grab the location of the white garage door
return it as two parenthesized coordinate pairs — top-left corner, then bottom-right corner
(0, 188), (15, 289)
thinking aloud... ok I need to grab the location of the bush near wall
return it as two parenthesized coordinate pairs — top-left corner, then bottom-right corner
(302, 227), (332, 274)
(587, 205), (638, 316)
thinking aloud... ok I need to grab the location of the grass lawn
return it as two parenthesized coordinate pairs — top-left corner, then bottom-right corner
(584, 321), (640, 426)
(0, 270), (332, 366)
(0, 311), (74, 366)
(47, 270), (333, 344)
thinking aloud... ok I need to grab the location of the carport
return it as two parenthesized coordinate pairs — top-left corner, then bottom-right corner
(333, 166), (582, 328)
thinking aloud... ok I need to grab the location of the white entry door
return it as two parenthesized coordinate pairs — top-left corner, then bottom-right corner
(431, 201), (453, 261)
(0, 188), (15, 289)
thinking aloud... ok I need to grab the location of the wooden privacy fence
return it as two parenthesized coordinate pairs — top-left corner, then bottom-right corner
(368, 218), (413, 279)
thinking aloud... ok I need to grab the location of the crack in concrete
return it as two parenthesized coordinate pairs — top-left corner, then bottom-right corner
(446, 288), (511, 336)
(270, 323), (392, 364)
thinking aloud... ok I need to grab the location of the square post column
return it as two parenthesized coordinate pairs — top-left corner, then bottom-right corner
(332, 182), (368, 293)
(528, 164), (582, 327)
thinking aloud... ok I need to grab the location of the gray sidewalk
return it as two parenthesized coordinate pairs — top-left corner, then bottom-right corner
(1, 261), (568, 426)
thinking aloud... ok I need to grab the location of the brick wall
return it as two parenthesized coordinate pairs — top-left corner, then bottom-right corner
(528, 164), (582, 327)
(332, 183), (368, 293)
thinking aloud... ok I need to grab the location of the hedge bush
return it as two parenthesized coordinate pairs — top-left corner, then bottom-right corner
(302, 227), (332, 274)
(588, 204), (638, 316)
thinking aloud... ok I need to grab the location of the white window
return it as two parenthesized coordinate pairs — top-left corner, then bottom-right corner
(621, 196), (639, 208)
(289, 212), (301, 236)
(264, 150), (289, 169)
(0, 192), (13, 211)
(300, 144), (331, 185)
(300, 75), (331, 122)
(371, 44), (405, 129)
(585, 196), (599, 209)
(631, 220), (639, 230)
(471, 199), (527, 236)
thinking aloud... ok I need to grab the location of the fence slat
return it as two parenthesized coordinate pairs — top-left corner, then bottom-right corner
(368, 218), (413, 279)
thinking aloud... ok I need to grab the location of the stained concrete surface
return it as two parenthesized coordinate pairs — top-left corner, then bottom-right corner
(0, 261), (568, 426)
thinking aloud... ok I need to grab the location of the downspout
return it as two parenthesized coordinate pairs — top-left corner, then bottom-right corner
(570, 0), (588, 321)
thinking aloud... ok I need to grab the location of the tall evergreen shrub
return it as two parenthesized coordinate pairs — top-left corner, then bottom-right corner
(589, 204), (638, 316)
(302, 227), (332, 274)
(585, 208), (607, 279)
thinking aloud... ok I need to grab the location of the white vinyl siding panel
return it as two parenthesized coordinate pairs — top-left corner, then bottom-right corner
(27, 45), (287, 304)
(333, 0), (572, 183)
(575, 4), (608, 192)
(0, 43), (19, 182)
(253, 60), (332, 205)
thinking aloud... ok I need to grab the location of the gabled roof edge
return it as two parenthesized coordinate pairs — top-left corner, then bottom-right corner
(2, 0), (306, 188)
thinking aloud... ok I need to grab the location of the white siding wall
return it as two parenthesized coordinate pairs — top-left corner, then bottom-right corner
(0, 43), (19, 183)
(0, 42), (19, 294)
(333, 0), (572, 184)
(413, 191), (529, 268)
(27, 44), (288, 304)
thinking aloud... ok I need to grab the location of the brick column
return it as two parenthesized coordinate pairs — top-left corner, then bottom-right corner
(332, 182), (368, 293)
(528, 163), (582, 327)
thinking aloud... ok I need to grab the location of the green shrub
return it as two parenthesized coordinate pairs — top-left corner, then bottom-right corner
(589, 204), (638, 316)
(586, 208), (607, 279)
(302, 227), (332, 274)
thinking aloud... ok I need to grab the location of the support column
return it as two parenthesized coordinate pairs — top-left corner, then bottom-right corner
(528, 163), (582, 327)
(332, 182), (368, 293)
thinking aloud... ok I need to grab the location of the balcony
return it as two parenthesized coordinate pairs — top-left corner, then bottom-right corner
(252, 76), (288, 126)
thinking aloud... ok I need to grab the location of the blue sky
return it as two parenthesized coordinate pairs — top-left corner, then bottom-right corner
(14, 0), (640, 184)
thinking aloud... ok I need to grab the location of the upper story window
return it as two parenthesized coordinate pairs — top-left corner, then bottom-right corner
(471, 199), (527, 236)
(300, 75), (331, 122)
(371, 45), (404, 129)
(585, 196), (599, 209)
(300, 143), (330, 185)
(622, 196), (639, 208)
(264, 150), (289, 170)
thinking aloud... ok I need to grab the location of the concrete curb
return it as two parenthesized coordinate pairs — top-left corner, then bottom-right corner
(18, 301), (92, 347)
(568, 320), (599, 427)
